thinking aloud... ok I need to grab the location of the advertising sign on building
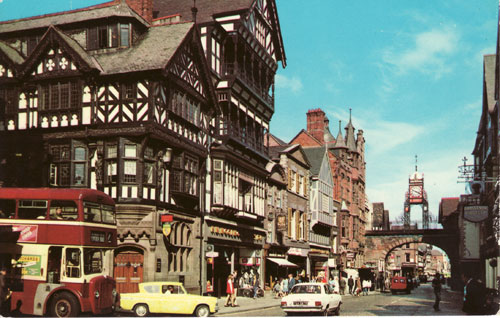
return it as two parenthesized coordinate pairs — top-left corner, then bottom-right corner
(463, 206), (488, 222)
(463, 221), (480, 259)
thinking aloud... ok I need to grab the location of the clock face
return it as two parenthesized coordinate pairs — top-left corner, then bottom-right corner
(409, 185), (422, 198)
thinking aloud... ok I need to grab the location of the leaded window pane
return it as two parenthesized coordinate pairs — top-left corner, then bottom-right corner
(74, 163), (85, 185)
(124, 144), (137, 157)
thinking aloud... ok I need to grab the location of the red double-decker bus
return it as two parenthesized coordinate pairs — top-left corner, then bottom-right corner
(0, 188), (118, 317)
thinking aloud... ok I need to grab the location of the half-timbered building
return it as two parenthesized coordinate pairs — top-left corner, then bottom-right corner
(153, 0), (286, 296)
(0, 0), (219, 294)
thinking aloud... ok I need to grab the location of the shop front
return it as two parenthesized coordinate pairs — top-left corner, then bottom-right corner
(309, 248), (330, 281)
(205, 218), (265, 298)
(287, 247), (309, 278)
(264, 248), (297, 289)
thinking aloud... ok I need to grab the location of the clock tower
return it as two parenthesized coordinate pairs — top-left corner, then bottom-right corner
(404, 155), (430, 228)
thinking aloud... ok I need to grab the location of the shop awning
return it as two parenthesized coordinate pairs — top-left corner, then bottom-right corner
(267, 257), (298, 267)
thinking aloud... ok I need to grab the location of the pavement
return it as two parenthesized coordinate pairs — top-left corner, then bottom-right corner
(215, 284), (493, 316)
(216, 291), (281, 316)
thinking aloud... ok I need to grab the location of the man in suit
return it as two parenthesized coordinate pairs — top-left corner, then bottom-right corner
(461, 272), (486, 315)
(348, 276), (354, 295)
(288, 273), (296, 291)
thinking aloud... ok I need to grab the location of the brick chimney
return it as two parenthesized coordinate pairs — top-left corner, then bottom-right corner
(125, 0), (153, 23)
(306, 108), (326, 143)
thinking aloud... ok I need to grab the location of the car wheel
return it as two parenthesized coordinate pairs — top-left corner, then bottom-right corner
(49, 292), (80, 317)
(134, 304), (150, 317)
(334, 304), (341, 316)
(194, 304), (210, 317)
(323, 306), (329, 316)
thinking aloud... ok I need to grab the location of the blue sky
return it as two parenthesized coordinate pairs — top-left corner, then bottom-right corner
(0, 0), (498, 224)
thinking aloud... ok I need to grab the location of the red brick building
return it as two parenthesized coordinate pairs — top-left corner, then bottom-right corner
(290, 108), (367, 269)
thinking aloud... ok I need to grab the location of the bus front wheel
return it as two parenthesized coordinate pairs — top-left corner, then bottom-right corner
(49, 291), (80, 317)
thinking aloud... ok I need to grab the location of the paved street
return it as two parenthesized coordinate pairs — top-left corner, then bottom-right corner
(215, 283), (466, 316)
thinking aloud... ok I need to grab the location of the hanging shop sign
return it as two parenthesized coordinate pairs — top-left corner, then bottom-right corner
(240, 257), (255, 266)
(160, 214), (173, 237)
(463, 205), (488, 222)
(288, 247), (308, 257)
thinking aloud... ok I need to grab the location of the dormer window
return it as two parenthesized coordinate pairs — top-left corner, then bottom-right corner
(88, 23), (131, 50)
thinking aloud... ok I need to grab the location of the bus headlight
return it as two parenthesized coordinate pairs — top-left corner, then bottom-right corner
(94, 291), (100, 298)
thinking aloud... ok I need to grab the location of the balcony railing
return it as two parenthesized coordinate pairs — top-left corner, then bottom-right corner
(311, 210), (335, 227)
(223, 62), (273, 107)
(309, 232), (330, 246)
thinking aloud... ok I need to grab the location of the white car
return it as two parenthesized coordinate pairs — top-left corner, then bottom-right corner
(281, 282), (342, 316)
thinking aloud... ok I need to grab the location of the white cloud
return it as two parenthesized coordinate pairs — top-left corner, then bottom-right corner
(275, 74), (303, 93)
(327, 109), (425, 155)
(383, 26), (459, 78)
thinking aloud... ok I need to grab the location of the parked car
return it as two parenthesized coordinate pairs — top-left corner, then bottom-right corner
(281, 282), (342, 316)
(119, 282), (218, 317)
(390, 276), (411, 294)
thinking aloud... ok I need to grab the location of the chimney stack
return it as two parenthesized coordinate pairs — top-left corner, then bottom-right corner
(125, 0), (153, 23)
(306, 108), (326, 143)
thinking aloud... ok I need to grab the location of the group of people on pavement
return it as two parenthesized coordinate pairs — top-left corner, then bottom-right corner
(272, 273), (303, 298)
(224, 270), (262, 307)
(346, 276), (373, 296)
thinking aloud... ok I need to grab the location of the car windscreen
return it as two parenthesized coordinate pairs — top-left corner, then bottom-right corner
(290, 285), (322, 294)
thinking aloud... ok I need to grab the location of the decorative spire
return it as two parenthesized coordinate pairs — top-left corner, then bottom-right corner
(415, 154), (418, 172)
(191, 0), (198, 23)
(333, 120), (347, 149)
(344, 108), (357, 153)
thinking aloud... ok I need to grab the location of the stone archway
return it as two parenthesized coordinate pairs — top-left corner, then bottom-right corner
(365, 229), (460, 290)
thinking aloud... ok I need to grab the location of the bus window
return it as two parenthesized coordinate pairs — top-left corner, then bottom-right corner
(102, 205), (115, 224)
(83, 202), (101, 222)
(83, 248), (103, 275)
(0, 199), (15, 218)
(18, 200), (48, 219)
(50, 200), (78, 220)
(65, 248), (81, 278)
(48, 247), (62, 283)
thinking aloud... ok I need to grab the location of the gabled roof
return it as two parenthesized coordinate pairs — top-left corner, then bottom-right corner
(269, 143), (311, 168)
(0, 1), (149, 35)
(266, 132), (287, 146)
(0, 41), (24, 65)
(302, 147), (326, 176)
(439, 197), (459, 220)
(154, 0), (286, 66)
(154, 0), (253, 25)
(95, 22), (194, 74)
(20, 25), (102, 77)
(289, 129), (323, 147)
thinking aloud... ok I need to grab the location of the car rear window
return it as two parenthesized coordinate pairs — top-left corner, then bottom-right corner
(290, 285), (321, 294)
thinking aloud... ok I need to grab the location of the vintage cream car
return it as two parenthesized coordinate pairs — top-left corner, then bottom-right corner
(119, 282), (218, 317)
(281, 282), (342, 316)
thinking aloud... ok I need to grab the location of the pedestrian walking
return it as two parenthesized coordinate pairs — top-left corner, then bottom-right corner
(231, 270), (239, 307)
(461, 271), (486, 315)
(362, 279), (370, 296)
(355, 277), (362, 296)
(225, 274), (234, 307)
(431, 273), (442, 311)
(252, 273), (260, 299)
(339, 276), (346, 295)
(273, 278), (283, 298)
(281, 276), (289, 295)
(348, 276), (354, 295)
